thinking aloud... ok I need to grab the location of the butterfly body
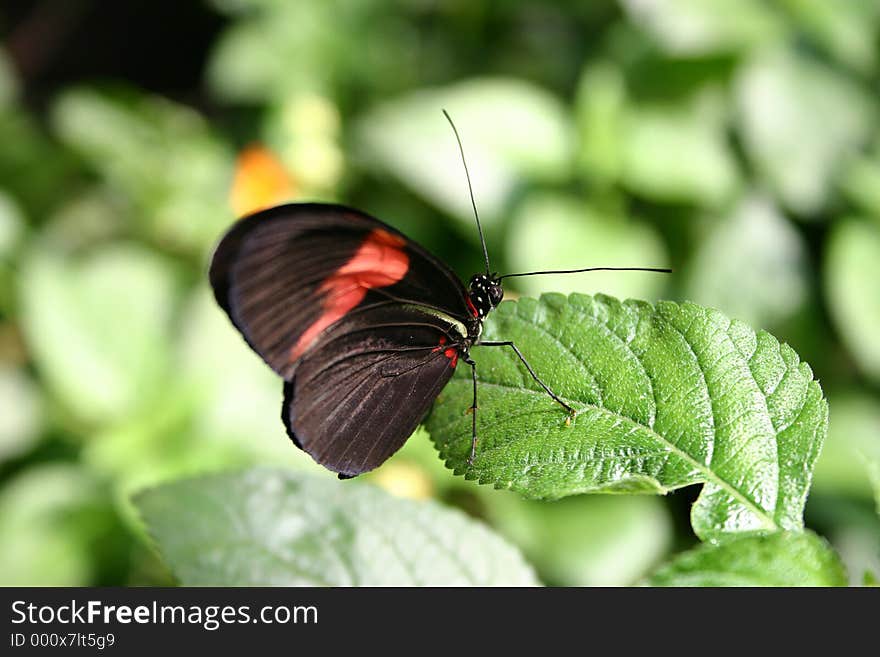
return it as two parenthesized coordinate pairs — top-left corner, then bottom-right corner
(210, 202), (506, 477)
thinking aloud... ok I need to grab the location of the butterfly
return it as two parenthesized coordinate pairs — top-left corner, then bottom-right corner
(210, 112), (669, 478)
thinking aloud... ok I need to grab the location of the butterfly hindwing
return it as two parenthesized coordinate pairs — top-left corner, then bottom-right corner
(282, 304), (461, 477)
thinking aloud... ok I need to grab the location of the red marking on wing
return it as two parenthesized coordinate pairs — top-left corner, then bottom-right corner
(466, 296), (479, 318)
(443, 347), (458, 368)
(289, 229), (409, 361)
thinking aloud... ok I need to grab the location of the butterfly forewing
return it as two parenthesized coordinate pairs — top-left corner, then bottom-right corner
(209, 203), (472, 475)
(210, 203), (470, 378)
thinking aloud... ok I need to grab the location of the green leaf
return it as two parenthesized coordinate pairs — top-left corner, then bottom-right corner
(356, 78), (573, 231)
(80, 286), (325, 529)
(0, 465), (104, 586)
(176, 287), (292, 452)
(620, 89), (740, 206)
(812, 393), (880, 499)
(825, 219), (880, 382)
(869, 460), (880, 518)
(841, 149), (880, 220)
(0, 366), (43, 463)
(0, 110), (74, 219)
(19, 244), (179, 426)
(486, 493), (672, 586)
(620, 0), (782, 55)
(51, 88), (233, 253)
(41, 190), (126, 250)
(207, 6), (320, 102)
(425, 294), (828, 542)
(736, 49), (873, 214)
(805, 493), (880, 585)
(646, 531), (847, 586)
(262, 93), (344, 193)
(505, 193), (668, 303)
(575, 62), (626, 187)
(135, 468), (538, 586)
(208, 1), (399, 103)
(779, 0), (880, 74)
(685, 195), (808, 327)
(0, 190), (24, 259)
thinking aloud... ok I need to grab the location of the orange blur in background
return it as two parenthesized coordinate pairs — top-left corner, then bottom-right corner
(229, 144), (297, 217)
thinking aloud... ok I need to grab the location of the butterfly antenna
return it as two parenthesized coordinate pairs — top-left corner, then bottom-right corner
(498, 266), (672, 280)
(443, 109), (490, 276)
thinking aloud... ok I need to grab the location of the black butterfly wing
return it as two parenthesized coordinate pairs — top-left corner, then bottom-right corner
(210, 203), (472, 379)
(283, 304), (460, 477)
(209, 202), (472, 476)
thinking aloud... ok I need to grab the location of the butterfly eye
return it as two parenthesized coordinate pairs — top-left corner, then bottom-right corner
(489, 284), (504, 305)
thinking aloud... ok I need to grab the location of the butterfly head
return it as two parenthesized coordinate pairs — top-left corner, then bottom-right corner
(468, 273), (503, 318)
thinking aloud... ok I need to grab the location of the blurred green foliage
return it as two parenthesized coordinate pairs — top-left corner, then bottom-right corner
(135, 468), (539, 586)
(1, 0), (878, 586)
(646, 530), (847, 587)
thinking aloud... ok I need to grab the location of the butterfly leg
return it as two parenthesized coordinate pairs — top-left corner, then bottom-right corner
(477, 340), (577, 421)
(465, 356), (479, 465)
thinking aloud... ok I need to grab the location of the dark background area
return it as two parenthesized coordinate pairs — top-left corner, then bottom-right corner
(4, 1), (225, 105)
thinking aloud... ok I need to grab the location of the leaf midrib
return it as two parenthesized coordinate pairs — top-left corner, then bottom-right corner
(449, 379), (778, 530)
